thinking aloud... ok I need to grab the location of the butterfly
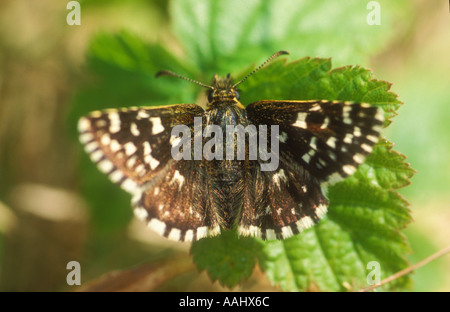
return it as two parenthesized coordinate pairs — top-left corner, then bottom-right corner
(78, 51), (384, 242)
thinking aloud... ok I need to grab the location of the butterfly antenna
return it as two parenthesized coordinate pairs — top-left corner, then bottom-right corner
(155, 70), (214, 90)
(232, 50), (289, 88)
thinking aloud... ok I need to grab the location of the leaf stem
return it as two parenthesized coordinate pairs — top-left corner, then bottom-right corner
(358, 245), (450, 292)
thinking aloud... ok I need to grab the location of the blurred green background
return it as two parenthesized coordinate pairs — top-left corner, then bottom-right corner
(0, 0), (448, 291)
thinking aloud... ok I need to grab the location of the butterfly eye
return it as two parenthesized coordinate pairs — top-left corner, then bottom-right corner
(233, 90), (240, 100)
(207, 90), (214, 103)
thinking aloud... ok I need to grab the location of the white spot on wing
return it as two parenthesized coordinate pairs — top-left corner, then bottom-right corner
(98, 159), (114, 173)
(279, 132), (288, 143)
(130, 122), (140, 136)
(78, 118), (90, 132)
(123, 142), (137, 156)
(101, 133), (111, 146)
(108, 112), (121, 134)
(293, 112), (308, 129)
(320, 117), (330, 129)
(170, 170), (185, 190)
(316, 204), (328, 218)
(90, 111), (102, 118)
(143, 141), (152, 155)
(361, 143), (373, 153)
(79, 133), (93, 144)
(197, 226), (208, 240)
(148, 218), (166, 236)
(296, 216), (314, 231)
(344, 133), (353, 144)
(367, 135), (378, 143)
(90, 150), (103, 162)
(134, 207), (148, 221)
(110, 139), (121, 152)
(135, 164), (146, 176)
(184, 230), (194, 242)
(144, 155), (160, 170)
(126, 155), (137, 168)
(310, 136), (318, 149)
(137, 110), (150, 119)
(343, 165), (356, 175)
(170, 135), (182, 147)
(343, 105), (352, 118)
(343, 117), (352, 125)
(238, 225), (261, 237)
(353, 153), (365, 164)
(84, 141), (98, 153)
(142, 141), (159, 169)
(375, 108), (385, 122)
(121, 179), (137, 193)
(109, 170), (124, 183)
(150, 117), (164, 135)
(209, 226), (221, 237)
(131, 189), (142, 205)
(168, 228), (181, 241)
(302, 153), (311, 164)
(326, 137), (337, 148)
(281, 226), (294, 239)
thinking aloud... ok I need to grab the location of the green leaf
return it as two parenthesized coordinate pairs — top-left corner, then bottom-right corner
(170, 0), (412, 71)
(357, 138), (416, 190)
(190, 230), (263, 288)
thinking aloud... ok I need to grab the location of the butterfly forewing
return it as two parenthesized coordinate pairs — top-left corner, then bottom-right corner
(78, 104), (204, 192)
(246, 100), (384, 183)
(78, 104), (223, 242)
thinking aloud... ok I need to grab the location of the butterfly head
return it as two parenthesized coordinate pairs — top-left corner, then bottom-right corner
(207, 73), (240, 104)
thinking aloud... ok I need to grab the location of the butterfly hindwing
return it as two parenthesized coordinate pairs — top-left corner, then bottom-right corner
(238, 155), (329, 240)
(132, 159), (221, 242)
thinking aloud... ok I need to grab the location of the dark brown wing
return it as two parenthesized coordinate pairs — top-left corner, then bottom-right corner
(238, 100), (384, 239)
